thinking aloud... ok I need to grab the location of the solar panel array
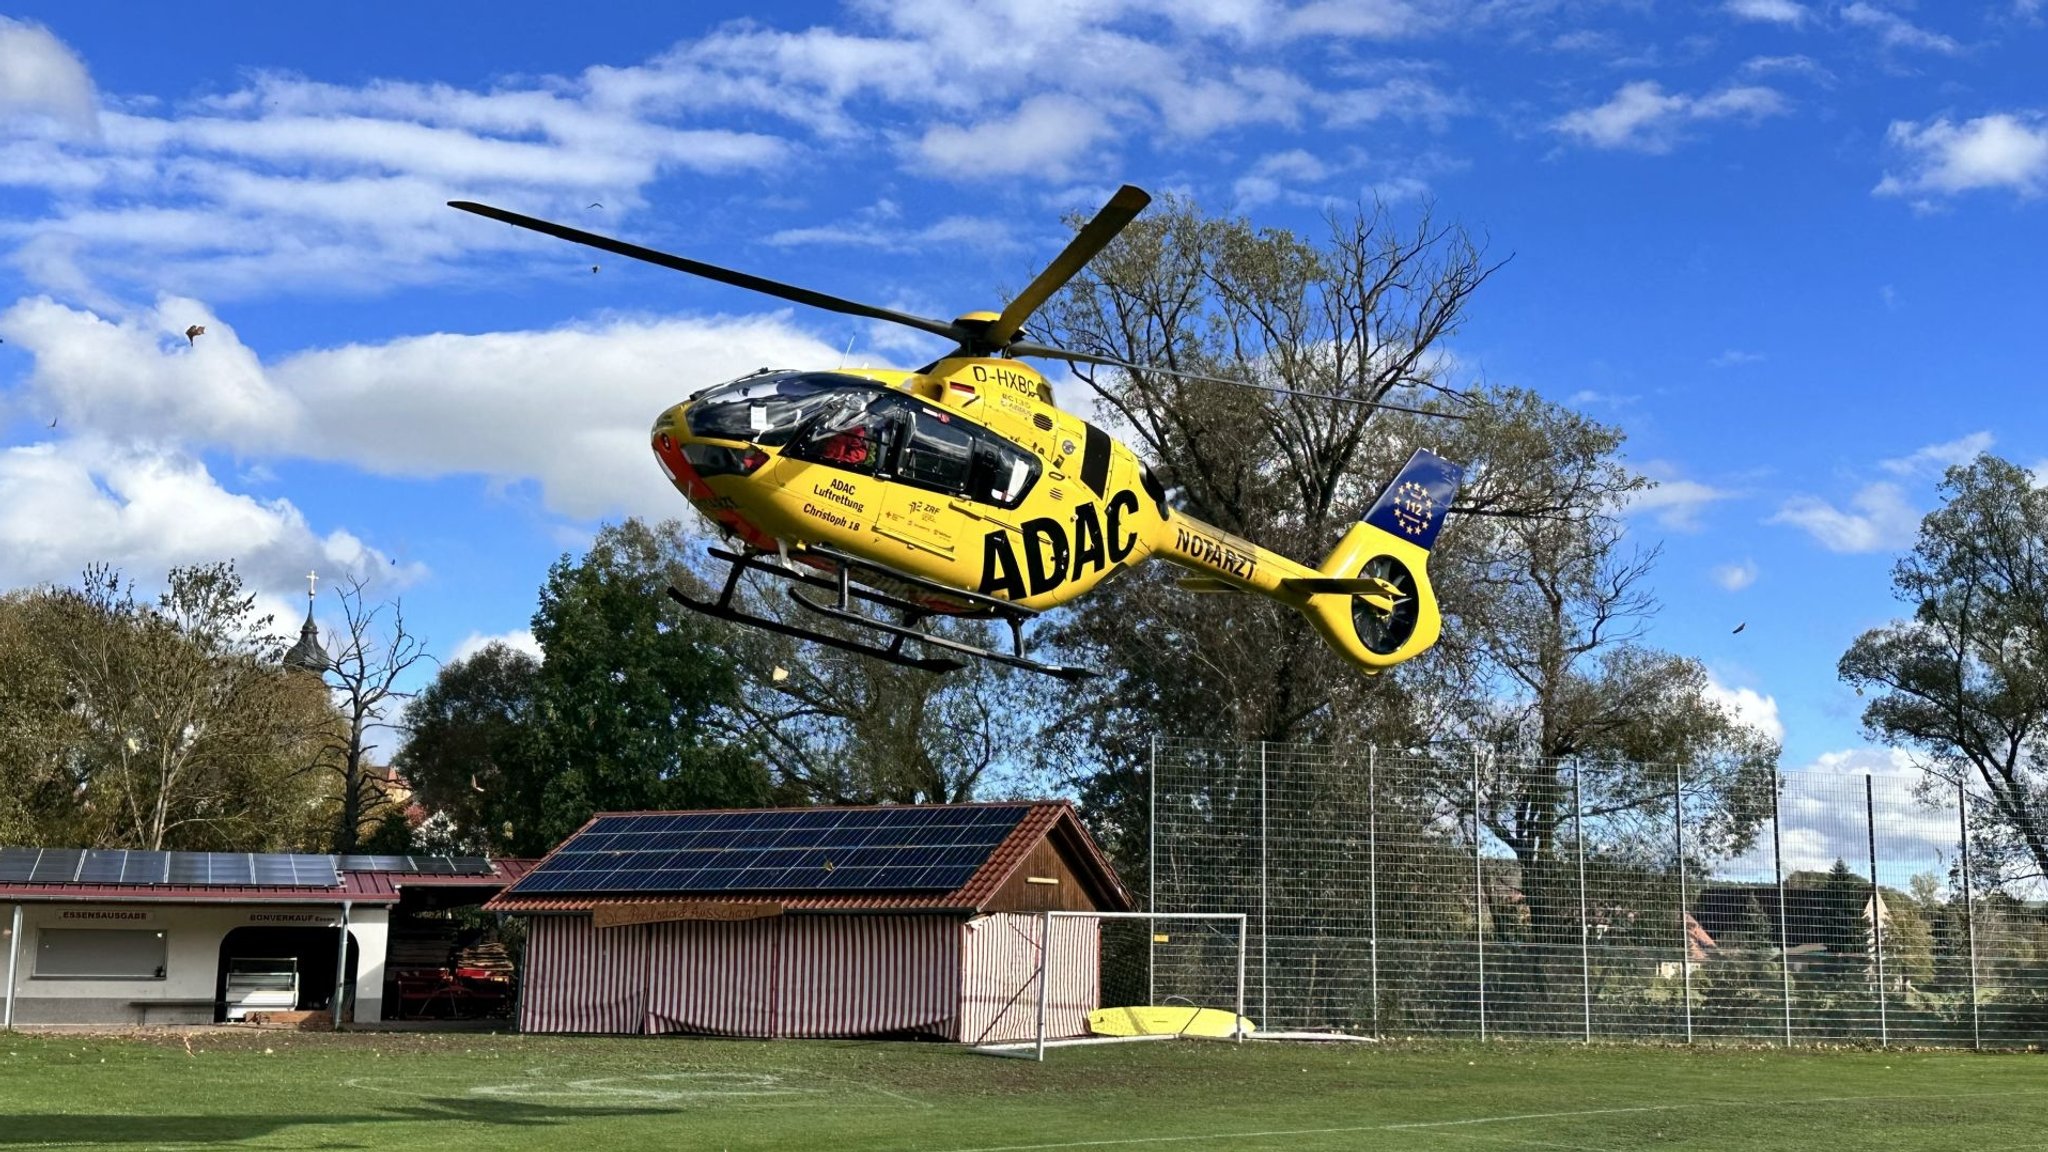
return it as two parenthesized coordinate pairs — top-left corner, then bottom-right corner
(0, 849), (340, 887)
(338, 855), (494, 876)
(511, 805), (1033, 896)
(0, 850), (503, 887)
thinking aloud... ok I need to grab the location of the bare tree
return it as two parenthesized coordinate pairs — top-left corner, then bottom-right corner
(307, 574), (432, 854)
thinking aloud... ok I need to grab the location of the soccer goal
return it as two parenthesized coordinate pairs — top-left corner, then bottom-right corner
(972, 911), (1249, 1061)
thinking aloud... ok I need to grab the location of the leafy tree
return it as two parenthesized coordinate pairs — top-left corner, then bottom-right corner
(526, 519), (769, 843)
(1036, 195), (1499, 748)
(704, 589), (1049, 805)
(395, 641), (546, 855)
(0, 592), (90, 845)
(5, 563), (334, 850)
(1839, 454), (2048, 890)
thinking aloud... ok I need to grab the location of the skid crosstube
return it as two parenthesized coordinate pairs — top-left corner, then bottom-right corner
(680, 546), (1095, 682)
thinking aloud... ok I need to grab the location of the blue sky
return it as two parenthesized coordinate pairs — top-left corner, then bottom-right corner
(1, 1), (2043, 857)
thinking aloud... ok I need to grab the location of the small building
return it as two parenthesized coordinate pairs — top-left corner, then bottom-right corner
(487, 800), (1132, 1044)
(1, 849), (530, 1027)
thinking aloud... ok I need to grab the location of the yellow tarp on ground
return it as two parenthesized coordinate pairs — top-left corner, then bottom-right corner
(1087, 1005), (1255, 1037)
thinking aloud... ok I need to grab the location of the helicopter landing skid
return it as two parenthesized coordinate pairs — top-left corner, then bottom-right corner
(692, 545), (1095, 682)
(668, 551), (968, 675)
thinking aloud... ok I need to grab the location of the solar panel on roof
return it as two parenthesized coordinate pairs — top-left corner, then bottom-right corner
(121, 851), (170, 884)
(510, 805), (1033, 897)
(29, 849), (85, 884)
(0, 848), (38, 883)
(77, 850), (129, 883)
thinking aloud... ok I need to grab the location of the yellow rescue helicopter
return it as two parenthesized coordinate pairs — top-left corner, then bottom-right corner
(450, 187), (1464, 681)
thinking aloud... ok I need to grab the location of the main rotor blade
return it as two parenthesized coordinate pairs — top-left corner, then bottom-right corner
(1007, 340), (1469, 420)
(449, 201), (967, 344)
(984, 185), (1152, 350)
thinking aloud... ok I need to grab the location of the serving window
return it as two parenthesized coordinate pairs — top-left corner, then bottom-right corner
(34, 928), (167, 979)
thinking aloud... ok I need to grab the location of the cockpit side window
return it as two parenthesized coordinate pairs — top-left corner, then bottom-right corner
(967, 436), (1040, 510)
(786, 390), (904, 477)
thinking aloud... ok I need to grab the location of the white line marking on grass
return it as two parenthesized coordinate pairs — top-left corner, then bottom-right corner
(931, 1088), (2048, 1152)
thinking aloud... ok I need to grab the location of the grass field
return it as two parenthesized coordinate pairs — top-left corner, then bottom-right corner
(1, 1030), (2043, 1150)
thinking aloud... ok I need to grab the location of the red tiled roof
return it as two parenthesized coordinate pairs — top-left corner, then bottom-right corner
(485, 801), (1131, 916)
(0, 858), (539, 905)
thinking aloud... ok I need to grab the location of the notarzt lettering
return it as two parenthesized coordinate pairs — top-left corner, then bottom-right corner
(1174, 526), (1258, 581)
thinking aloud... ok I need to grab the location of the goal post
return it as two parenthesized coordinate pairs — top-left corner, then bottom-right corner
(973, 910), (1249, 1061)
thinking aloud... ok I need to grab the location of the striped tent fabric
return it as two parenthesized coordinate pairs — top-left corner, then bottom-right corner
(519, 915), (651, 1033)
(775, 915), (959, 1038)
(643, 918), (778, 1036)
(959, 913), (1100, 1044)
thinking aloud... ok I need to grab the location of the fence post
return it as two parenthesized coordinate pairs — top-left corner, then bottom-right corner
(1474, 744), (1486, 1041)
(1575, 764), (1591, 1044)
(1959, 780), (1980, 1050)
(1368, 744), (1381, 1040)
(1773, 771), (1793, 1047)
(1259, 740), (1269, 1029)
(1676, 760), (1692, 1044)
(1148, 733), (1157, 1009)
(1866, 774), (1887, 1047)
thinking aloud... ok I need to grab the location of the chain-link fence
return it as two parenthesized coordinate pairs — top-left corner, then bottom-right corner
(1149, 737), (2048, 1047)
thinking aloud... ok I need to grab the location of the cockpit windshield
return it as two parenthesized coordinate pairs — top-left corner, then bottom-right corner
(684, 372), (871, 447)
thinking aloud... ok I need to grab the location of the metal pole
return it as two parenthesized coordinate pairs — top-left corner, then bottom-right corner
(1959, 780), (1980, 1050)
(1772, 772), (1792, 1046)
(1474, 745), (1486, 1041)
(1148, 733), (1157, 1010)
(4, 903), (20, 1031)
(1676, 761), (1692, 1044)
(1235, 912), (1248, 1044)
(1575, 766), (1591, 1044)
(1035, 911), (1052, 1062)
(1259, 741), (1269, 1028)
(332, 900), (352, 1030)
(1866, 775), (1887, 1047)
(1368, 744), (1381, 1039)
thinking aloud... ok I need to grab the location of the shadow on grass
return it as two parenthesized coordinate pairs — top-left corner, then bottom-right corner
(0, 1096), (678, 1146)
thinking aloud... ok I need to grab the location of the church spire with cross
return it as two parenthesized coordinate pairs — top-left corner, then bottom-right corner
(284, 569), (329, 674)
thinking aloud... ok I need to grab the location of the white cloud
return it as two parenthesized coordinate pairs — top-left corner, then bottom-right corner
(0, 18), (98, 139)
(1840, 3), (1962, 54)
(449, 629), (541, 665)
(1, 294), (840, 523)
(1740, 54), (1835, 84)
(1627, 472), (1732, 531)
(1319, 77), (1465, 130)
(1716, 747), (1961, 879)
(1875, 113), (2048, 201)
(0, 438), (401, 616)
(1723, 0), (1809, 25)
(1705, 674), (1784, 743)
(1553, 81), (1787, 153)
(1879, 431), (1993, 476)
(1282, 0), (1441, 40)
(1711, 349), (1765, 367)
(911, 94), (1117, 180)
(1769, 481), (1919, 552)
(1713, 560), (1758, 591)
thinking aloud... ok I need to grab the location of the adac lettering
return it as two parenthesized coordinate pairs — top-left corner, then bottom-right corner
(979, 490), (1140, 599)
(1174, 526), (1257, 580)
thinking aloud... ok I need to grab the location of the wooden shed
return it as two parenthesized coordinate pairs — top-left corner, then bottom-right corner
(486, 801), (1131, 1043)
